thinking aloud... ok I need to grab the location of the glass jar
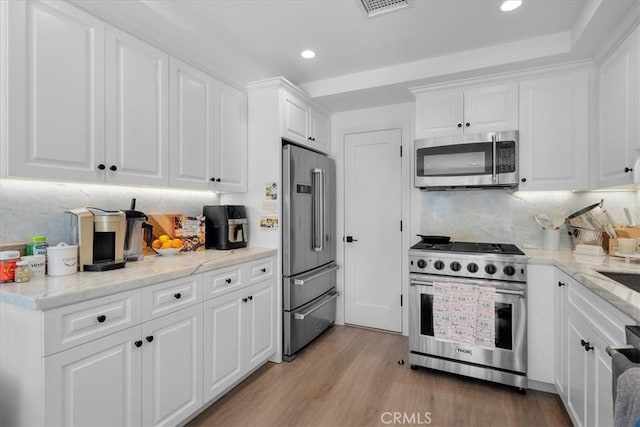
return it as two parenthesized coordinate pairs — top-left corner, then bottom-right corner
(0, 251), (20, 283)
(14, 261), (30, 283)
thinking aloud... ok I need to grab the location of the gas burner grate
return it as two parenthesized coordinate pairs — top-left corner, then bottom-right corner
(359, 0), (409, 17)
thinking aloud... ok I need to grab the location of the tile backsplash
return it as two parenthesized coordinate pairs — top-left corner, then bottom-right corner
(0, 179), (218, 245)
(420, 189), (639, 249)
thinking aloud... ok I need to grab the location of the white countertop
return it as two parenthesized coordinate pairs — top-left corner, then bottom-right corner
(526, 248), (640, 322)
(0, 247), (277, 311)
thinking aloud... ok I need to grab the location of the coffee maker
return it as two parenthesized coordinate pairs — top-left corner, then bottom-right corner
(203, 205), (248, 250)
(67, 207), (127, 271)
(122, 199), (153, 262)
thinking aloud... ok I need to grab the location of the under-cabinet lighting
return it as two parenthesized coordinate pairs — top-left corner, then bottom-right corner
(500, 0), (522, 12)
(301, 50), (316, 59)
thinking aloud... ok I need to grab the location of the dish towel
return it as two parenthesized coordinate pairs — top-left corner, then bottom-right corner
(614, 366), (640, 427)
(433, 282), (495, 349)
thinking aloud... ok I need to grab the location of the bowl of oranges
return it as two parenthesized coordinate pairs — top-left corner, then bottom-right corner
(151, 234), (184, 256)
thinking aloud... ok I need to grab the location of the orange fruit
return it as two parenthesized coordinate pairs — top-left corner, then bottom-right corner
(171, 238), (182, 248)
(151, 239), (162, 249)
(161, 241), (172, 249)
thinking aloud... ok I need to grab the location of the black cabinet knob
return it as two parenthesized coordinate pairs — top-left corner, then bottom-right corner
(225, 278), (232, 284)
(216, 178), (221, 182)
(248, 295), (253, 301)
(146, 336), (154, 343)
(134, 340), (143, 348)
(521, 178), (527, 183)
(97, 164), (106, 170)
(558, 281), (566, 287)
(457, 123), (462, 128)
(465, 123), (470, 127)
(580, 339), (593, 351)
(174, 293), (182, 299)
(109, 165), (117, 171)
(308, 136), (313, 140)
(261, 268), (267, 273)
(210, 177), (217, 182)
(242, 297), (248, 303)
(96, 315), (107, 323)
(625, 167), (633, 173)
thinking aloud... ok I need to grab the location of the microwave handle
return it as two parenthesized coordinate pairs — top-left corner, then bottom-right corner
(491, 134), (497, 182)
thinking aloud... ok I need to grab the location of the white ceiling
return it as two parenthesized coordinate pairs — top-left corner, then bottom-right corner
(74, 0), (639, 112)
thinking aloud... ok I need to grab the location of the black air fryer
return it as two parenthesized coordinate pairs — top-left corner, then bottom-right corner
(203, 205), (248, 250)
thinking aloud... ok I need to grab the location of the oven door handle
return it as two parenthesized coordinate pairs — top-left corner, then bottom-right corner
(410, 279), (525, 298)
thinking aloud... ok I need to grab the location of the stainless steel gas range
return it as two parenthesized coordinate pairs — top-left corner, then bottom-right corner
(408, 240), (528, 389)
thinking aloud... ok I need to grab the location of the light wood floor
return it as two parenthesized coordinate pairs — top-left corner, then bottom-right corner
(188, 325), (572, 427)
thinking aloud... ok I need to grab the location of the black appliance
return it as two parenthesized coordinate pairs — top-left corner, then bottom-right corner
(203, 205), (248, 250)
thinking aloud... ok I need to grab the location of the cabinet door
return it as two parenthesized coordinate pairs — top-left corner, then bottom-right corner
(415, 90), (463, 139)
(215, 80), (248, 192)
(519, 70), (589, 190)
(244, 280), (276, 372)
(595, 26), (640, 188)
(203, 292), (243, 402)
(106, 26), (169, 186)
(44, 327), (142, 426)
(309, 108), (331, 154)
(141, 305), (203, 427)
(555, 270), (570, 398)
(566, 308), (594, 427)
(593, 337), (615, 427)
(463, 83), (519, 134)
(526, 265), (555, 385)
(7, 0), (106, 182)
(281, 91), (309, 144)
(169, 57), (216, 189)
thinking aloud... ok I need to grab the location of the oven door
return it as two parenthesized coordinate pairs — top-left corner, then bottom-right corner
(409, 274), (526, 374)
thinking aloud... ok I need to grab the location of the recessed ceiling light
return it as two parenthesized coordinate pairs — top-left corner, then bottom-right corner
(301, 50), (316, 59)
(500, 0), (522, 12)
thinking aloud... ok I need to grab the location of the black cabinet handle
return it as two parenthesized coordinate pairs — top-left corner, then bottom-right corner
(134, 340), (143, 348)
(558, 281), (566, 287)
(625, 167), (633, 173)
(210, 177), (217, 182)
(465, 122), (470, 127)
(97, 315), (107, 323)
(260, 268), (267, 273)
(174, 293), (181, 299)
(457, 123), (462, 128)
(216, 178), (221, 182)
(521, 178), (527, 183)
(225, 278), (232, 284)
(109, 165), (117, 171)
(580, 339), (593, 351)
(248, 295), (253, 301)
(97, 164), (106, 170)
(146, 336), (154, 343)
(242, 297), (248, 303)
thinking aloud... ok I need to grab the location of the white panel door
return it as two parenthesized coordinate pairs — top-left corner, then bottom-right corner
(44, 327), (142, 426)
(203, 292), (243, 402)
(566, 309), (593, 427)
(463, 83), (519, 134)
(415, 90), (463, 139)
(169, 57), (216, 189)
(215, 80), (247, 192)
(106, 26), (169, 186)
(141, 305), (203, 427)
(7, 0), (105, 182)
(344, 129), (402, 332)
(244, 281), (275, 371)
(281, 91), (308, 144)
(519, 70), (589, 190)
(526, 265), (555, 384)
(309, 108), (331, 153)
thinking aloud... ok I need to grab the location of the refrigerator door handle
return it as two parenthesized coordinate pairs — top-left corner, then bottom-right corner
(312, 168), (325, 252)
(294, 290), (339, 320)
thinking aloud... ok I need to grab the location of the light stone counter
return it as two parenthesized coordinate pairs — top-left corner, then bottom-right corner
(526, 248), (640, 322)
(0, 247), (277, 311)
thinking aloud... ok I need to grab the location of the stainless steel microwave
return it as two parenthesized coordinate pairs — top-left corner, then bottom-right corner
(415, 130), (519, 190)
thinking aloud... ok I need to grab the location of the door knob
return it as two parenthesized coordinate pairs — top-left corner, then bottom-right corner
(344, 236), (358, 243)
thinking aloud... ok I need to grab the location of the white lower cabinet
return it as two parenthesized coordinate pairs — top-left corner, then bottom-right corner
(526, 265), (556, 386)
(203, 278), (276, 402)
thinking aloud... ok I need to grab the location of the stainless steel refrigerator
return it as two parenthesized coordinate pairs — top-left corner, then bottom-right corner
(282, 143), (338, 361)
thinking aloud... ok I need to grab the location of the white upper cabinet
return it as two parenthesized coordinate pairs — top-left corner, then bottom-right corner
(519, 69), (590, 191)
(414, 83), (518, 139)
(281, 89), (331, 153)
(169, 58), (247, 192)
(106, 26), (169, 186)
(593, 25), (640, 189)
(7, 0), (106, 182)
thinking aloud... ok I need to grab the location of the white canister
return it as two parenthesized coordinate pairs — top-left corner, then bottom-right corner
(617, 238), (636, 255)
(47, 243), (78, 276)
(542, 228), (560, 250)
(20, 255), (46, 279)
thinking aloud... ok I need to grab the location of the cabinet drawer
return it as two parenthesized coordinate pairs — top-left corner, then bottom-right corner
(246, 257), (274, 284)
(203, 265), (243, 299)
(44, 289), (141, 356)
(567, 277), (634, 345)
(141, 275), (203, 320)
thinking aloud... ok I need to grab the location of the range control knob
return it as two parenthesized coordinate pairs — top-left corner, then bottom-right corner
(503, 265), (516, 276)
(417, 259), (427, 269)
(434, 260), (445, 270)
(485, 264), (497, 275)
(450, 261), (461, 272)
(467, 263), (478, 273)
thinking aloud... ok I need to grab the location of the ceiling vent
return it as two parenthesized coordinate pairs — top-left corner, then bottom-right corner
(360, 0), (409, 17)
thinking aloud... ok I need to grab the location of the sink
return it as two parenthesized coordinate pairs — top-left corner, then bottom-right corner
(596, 271), (640, 293)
